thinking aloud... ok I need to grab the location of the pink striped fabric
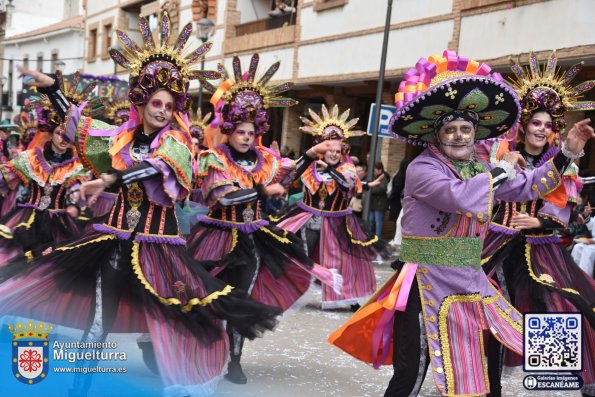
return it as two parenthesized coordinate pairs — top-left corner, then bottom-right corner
(446, 300), (487, 395)
(146, 306), (229, 394)
(319, 218), (376, 309)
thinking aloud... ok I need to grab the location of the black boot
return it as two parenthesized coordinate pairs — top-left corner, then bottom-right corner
(225, 330), (248, 384)
(137, 340), (160, 375)
(225, 355), (247, 384)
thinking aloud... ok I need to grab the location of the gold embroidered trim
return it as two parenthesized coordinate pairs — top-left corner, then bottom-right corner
(524, 244), (580, 295)
(345, 217), (378, 246)
(260, 227), (291, 244)
(55, 234), (117, 251)
(15, 211), (36, 230)
(438, 292), (484, 395)
(229, 228), (238, 253)
(130, 242), (233, 312)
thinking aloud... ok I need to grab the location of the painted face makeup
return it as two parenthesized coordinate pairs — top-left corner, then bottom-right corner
(523, 111), (553, 153)
(322, 140), (343, 166)
(142, 90), (175, 134)
(228, 122), (256, 153)
(437, 120), (476, 161)
(149, 99), (174, 113)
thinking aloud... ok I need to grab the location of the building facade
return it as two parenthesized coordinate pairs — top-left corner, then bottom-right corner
(1, 0), (84, 122)
(79, 0), (595, 176)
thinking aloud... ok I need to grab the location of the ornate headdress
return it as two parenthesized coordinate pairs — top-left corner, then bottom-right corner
(508, 50), (595, 133)
(109, 12), (219, 112)
(199, 53), (297, 135)
(26, 70), (106, 132)
(105, 99), (131, 126)
(16, 112), (38, 144)
(388, 50), (521, 145)
(188, 107), (212, 141)
(300, 104), (365, 146)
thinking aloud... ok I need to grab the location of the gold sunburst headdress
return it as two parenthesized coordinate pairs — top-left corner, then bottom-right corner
(199, 53), (297, 135)
(105, 99), (131, 126)
(26, 70), (106, 132)
(109, 11), (220, 112)
(300, 104), (365, 145)
(508, 50), (595, 132)
(17, 112), (38, 143)
(188, 107), (212, 141)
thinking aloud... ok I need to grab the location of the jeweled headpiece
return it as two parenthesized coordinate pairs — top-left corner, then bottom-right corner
(200, 53), (297, 135)
(17, 112), (38, 143)
(109, 12), (219, 112)
(188, 107), (212, 141)
(508, 50), (595, 133)
(388, 50), (520, 145)
(105, 99), (131, 126)
(300, 105), (365, 145)
(26, 70), (106, 132)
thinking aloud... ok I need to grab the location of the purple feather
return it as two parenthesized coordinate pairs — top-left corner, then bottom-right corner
(232, 56), (242, 82)
(160, 12), (170, 47)
(248, 54), (259, 82)
(185, 42), (212, 66)
(258, 61), (280, 85)
(174, 23), (193, 53)
(139, 16), (155, 49)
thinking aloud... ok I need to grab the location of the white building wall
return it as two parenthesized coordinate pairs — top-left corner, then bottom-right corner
(459, 0), (595, 60)
(3, 29), (84, 118)
(5, 0), (63, 37)
(298, 20), (454, 79)
(300, 0), (452, 41)
(85, 0), (117, 18)
(83, 7), (120, 76)
(237, 0), (270, 24)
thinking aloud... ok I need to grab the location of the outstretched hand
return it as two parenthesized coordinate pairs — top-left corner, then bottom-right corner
(17, 66), (55, 88)
(80, 179), (107, 207)
(305, 139), (341, 158)
(565, 118), (595, 155)
(501, 151), (527, 168)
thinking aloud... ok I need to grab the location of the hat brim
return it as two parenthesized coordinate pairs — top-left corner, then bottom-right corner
(388, 76), (520, 143)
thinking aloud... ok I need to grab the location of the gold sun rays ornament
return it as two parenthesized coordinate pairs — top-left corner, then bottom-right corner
(508, 50), (595, 131)
(189, 107), (212, 133)
(105, 99), (131, 126)
(109, 11), (220, 111)
(26, 71), (106, 131)
(300, 104), (365, 143)
(198, 53), (297, 136)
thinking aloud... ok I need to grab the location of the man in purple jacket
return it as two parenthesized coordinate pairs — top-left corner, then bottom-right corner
(330, 50), (594, 397)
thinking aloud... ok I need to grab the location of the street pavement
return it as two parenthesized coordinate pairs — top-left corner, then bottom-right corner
(1, 260), (582, 397)
(214, 261), (581, 397)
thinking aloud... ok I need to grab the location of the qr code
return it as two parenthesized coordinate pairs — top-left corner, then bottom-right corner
(524, 313), (582, 371)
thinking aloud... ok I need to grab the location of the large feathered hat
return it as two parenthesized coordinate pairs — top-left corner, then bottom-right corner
(300, 104), (364, 144)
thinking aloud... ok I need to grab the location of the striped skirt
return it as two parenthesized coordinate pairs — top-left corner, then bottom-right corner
(276, 208), (378, 309)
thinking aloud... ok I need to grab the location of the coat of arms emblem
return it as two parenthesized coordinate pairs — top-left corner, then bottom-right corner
(9, 321), (52, 384)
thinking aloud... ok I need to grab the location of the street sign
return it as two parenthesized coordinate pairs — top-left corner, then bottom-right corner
(367, 103), (396, 138)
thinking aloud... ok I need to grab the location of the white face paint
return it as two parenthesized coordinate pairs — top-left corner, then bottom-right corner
(142, 90), (174, 134)
(228, 122), (256, 153)
(523, 111), (553, 154)
(436, 120), (476, 161)
(322, 140), (342, 166)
